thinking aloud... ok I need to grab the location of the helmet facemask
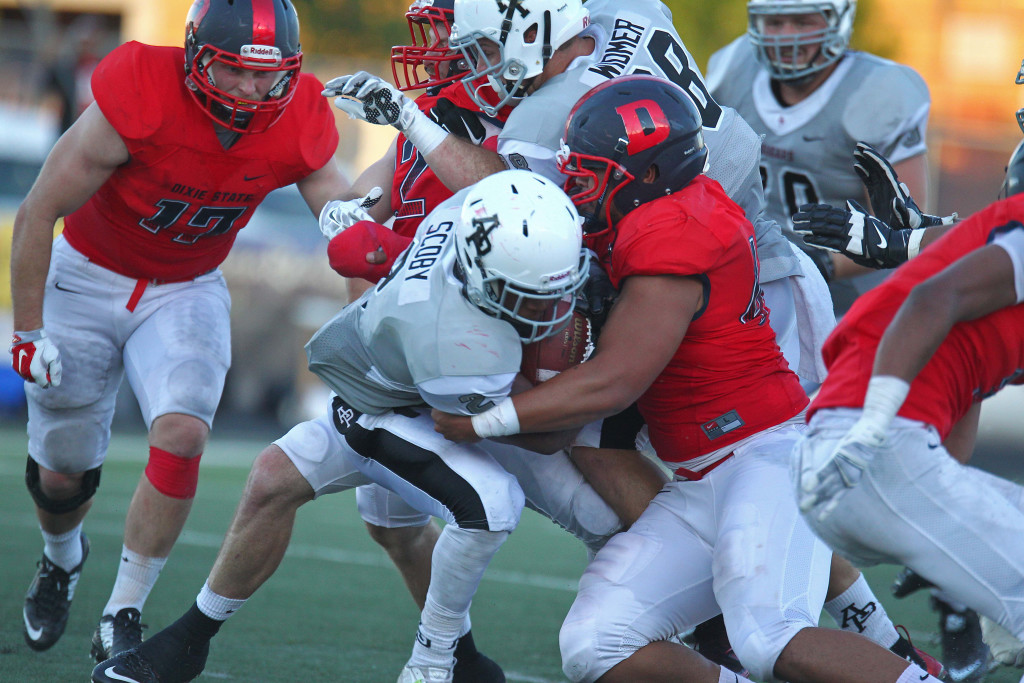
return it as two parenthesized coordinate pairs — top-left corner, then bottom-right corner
(455, 170), (590, 342)
(747, 0), (854, 83)
(557, 141), (633, 239)
(391, 2), (468, 92)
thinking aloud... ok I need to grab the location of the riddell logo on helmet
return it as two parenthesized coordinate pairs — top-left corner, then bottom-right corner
(241, 44), (282, 66)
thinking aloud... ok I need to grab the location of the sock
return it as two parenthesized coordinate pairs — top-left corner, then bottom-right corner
(103, 545), (167, 616)
(895, 662), (940, 682)
(719, 667), (754, 683)
(824, 574), (899, 648)
(408, 527), (508, 670)
(196, 581), (247, 621)
(41, 523), (84, 574)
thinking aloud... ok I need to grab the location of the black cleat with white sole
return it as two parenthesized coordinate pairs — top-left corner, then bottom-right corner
(23, 533), (90, 651)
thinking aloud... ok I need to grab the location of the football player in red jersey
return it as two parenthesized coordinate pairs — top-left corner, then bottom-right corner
(11, 0), (349, 662)
(433, 76), (943, 683)
(794, 153), (1024, 673)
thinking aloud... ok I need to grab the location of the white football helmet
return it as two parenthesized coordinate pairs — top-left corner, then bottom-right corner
(450, 0), (590, 116)
(747, 0), (855, 82)
(456, 170), (589, 342)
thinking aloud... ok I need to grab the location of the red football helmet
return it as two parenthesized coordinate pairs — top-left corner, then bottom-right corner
(184, 0), (303, 134)
(391, 0), (466, 92)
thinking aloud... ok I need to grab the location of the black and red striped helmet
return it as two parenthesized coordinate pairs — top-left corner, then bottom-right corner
(184, 0), (303, 134)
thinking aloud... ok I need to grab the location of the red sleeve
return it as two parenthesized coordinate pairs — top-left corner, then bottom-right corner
(91, 42), (168, 142)
(327, 221), (413, 282)
(291, 72), (340, 172)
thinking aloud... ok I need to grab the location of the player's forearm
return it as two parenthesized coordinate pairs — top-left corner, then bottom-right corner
(424, 135), (507, 192)
(512, 363), (636, 434)
(10, 203), (58, 331)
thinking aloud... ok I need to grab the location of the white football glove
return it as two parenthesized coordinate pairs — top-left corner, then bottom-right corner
(323, 72), (447, 155)
(11, 328), (62, 388)
(319, 187), (384, 240)
(797, 419), (885, 520)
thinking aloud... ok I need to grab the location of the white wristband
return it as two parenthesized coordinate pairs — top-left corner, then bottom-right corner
(858, 375), (910, 438)
(470, 397), (520, 438)
(906, 229), (926, 259)
(401, 107), (448, 157)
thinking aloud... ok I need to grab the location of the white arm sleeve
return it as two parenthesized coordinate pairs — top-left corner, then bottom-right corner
(418, 372), (518, 415)
(991, 227), (1024, 304)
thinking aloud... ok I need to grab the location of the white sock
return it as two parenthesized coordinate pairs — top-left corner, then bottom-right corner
(41, 523), (84, 574)
(719, 667), (754, 682)
(408, 527), (508, 670)
(196, 580), (247, 621)
(824, 574), (899, 648)
(895, 662), (940, 682)
(103, 545), (167, 616)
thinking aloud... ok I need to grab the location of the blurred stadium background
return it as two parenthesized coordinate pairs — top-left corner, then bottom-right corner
(0, 1), (1022, 680)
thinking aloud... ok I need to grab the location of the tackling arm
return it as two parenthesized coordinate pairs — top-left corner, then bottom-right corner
(12, 102), (129, 331)
(295, 157), (353, 219)
(432, 275), (701, 440)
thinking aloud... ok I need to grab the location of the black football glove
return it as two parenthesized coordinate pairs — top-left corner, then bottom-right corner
(852, 142), (956, 229)
(793, 200), (914, 270)
(576, 255), (617, 338)
(429, 98), (487, 146)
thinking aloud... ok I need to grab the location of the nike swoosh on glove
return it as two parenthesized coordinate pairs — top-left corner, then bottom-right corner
(319, 187), (384, 240)
(793, 200), (912, 269)
(11, 328), (61, 388)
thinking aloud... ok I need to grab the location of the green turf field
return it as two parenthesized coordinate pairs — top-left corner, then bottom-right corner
(0, 421), (1020, 682)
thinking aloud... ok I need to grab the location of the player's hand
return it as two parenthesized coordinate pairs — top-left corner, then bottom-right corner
(852, 142), (956, 230)
(797, 420), (885, 520)
(431, 409), (481, 443)
(576, 256), (616, 337)
(324, 72), (416, 128)
(324, 72), (448, 154)
(11, 329), (61, 388)
(793, 200), (912, 269)
(319, 188), (384, 240)
(429, 98), (486, 146)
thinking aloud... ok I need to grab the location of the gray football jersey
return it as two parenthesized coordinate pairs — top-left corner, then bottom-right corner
(306, 191), (522, 415)
(707, 39), (930, 310)
(497, 0), (799, 281)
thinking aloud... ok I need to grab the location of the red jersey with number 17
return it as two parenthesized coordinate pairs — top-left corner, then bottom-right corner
(810, 194), (1024, 440)
(61, 41), (338, 282)
(606, 175), (808, 467)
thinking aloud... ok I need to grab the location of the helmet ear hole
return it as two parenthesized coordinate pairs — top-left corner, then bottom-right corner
(642, 164), (660, 184)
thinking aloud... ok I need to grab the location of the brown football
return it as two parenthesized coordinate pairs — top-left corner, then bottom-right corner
(520, 300), (592, 384)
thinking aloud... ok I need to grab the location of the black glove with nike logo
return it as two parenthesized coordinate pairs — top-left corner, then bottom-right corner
(793, 200), (913, 269)
(853, 142), (956, 230)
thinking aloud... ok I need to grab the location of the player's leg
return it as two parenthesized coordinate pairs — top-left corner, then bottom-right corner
(558, 479), (749, 683)
(24, 240), (125, 652)
(340, 404), (523, 682)
(93, 276), (231, 661)
(93, 409), (370, 683)
(358, 486), (505, 683)
(715, 427), (936, 683)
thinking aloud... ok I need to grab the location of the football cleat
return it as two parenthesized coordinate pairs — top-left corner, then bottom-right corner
(23, 533), (90, 651)
(682, 614), (751, 676)
(92, 624), (209, 683)
(891, 625), (946, 679)
(397, 665), (454, 683)
(92, 607), (146, 663)
(933, 597), (993, 681)
(891, 566), (936, 599)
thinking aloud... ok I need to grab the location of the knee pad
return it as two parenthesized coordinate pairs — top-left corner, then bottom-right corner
(559, 593), (608, 683)
(145, 446), (202, 499)
(729, 623), (790, 682)
(26, 456), (101, 514)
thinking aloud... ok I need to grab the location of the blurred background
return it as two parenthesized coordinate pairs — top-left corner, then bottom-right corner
(0, 0), (1021, 433)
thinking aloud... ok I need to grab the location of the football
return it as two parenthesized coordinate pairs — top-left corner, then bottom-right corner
(520, 300), (592, 384)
